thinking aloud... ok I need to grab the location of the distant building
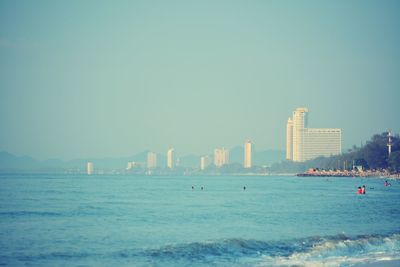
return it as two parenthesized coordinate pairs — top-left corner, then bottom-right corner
(126, 162), (133, 170)
(286, 118), (293, 160)
(147, 152), (157, 169)
(286, 107), (341, 162)
(292, 107), (309, 161)
(127, 161), (144, 170)
(302, 128), (342, 161)
(244, 140), (253, 168)
(167, 148), (175, 169)
(87, 162), (93, 175)
(214, 148), (229, 167)
(200, 155), (211, 170)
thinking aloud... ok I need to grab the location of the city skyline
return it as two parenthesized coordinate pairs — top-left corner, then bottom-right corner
(1, 1), (399, 160)
(0, 122), (396, 162)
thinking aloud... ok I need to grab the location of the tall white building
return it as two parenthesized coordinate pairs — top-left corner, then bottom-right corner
(214, 148), (229, 167)
(244, 140), (253, 168)
(87, 162), (93, 175)
(287, 107), (341, 162)
(302, 128), (342, 161)
(200, 155), (211, 170)
(147, 152), (157, 169)
(292, 107), (308, 161)
(286, 118), (293, 160)
(127, 162), (133, 170)
(167, 148), (175, 169)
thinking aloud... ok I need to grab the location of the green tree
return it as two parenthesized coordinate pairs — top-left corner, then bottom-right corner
(361, 133), (389, 169)
(389, 151), (400, 172)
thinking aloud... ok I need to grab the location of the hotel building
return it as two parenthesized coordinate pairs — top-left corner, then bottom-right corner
(244, 140), (253, 168)
(87, 162), (93, 175)
(287, 108), (341, 162)
(147, 152), (157, 169)
(167, 148), (175, 169)
(200, 155), (211, 170)
(286, 118), (293, 160)
(214, 148), (229, 167)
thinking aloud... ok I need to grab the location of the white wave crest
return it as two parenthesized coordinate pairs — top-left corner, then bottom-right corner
(258, 234), (400, 267)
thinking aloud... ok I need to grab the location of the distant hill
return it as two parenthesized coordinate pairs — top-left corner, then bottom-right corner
(229, 146), (244, 164)
(254, 150), (285, 166)
(179, 154), (200, 168)
(229, 146), (285, 166)
(0, 151), (38, 170)
(0, 151), (153, 171)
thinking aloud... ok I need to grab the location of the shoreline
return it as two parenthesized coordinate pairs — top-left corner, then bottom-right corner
(297, 170), (400, 179)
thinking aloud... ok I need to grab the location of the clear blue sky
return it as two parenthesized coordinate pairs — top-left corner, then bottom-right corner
(1, 0), (399, 160)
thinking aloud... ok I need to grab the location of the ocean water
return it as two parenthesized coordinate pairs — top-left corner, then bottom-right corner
(0, 174), (399, 266)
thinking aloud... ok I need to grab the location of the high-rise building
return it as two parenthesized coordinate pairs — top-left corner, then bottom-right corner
(167, 148), (175, 169)
(127, 162), (133, 170)
(286, 118), (293, 160)
(244, 140), (253, 168)
(200, 155), (211, 170)
(147, 152), (157, 169)
(287, 108), (341, 162)
(87, 162), (93, 175)
(292, 107), (308, 161)
(214, 148), (229, 167)
(302, 128), (342, 160)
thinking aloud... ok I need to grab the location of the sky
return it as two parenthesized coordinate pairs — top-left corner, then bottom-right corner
(1, 0), (399, 160)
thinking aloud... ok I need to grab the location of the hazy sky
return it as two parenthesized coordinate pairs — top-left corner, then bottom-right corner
(1, 1), (399, 160)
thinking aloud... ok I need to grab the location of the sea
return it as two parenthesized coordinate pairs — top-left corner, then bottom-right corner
(0, 174), (399, 267)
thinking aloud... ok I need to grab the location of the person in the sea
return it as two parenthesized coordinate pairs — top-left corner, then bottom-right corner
(357, 186), (362, 194)
(192, 186), (194, 190)
(243, 186), (246, 191)
(385, 180), (391, 187)
(361, 185), (366, 194)
(201, 186), (204, 191)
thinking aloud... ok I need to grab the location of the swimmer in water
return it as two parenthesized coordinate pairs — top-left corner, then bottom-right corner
(192, 186), (194, 190)
(361, 185), (366, 194)
(357, 186), (362, 194)
(243, 186), (246, 191)
(201, 186), (204, 191)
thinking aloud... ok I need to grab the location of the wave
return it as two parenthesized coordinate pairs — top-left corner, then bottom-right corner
(3, 233), (399, 266)
(138, 233), (400, 266)
(0, 211), (62, 217)
(142, 239), (301, 259)
(0, 206), (114, 218)
(259, 233), (400, 266)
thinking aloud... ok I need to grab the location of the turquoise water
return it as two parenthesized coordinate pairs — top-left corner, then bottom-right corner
(0, 174), (399, 266)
